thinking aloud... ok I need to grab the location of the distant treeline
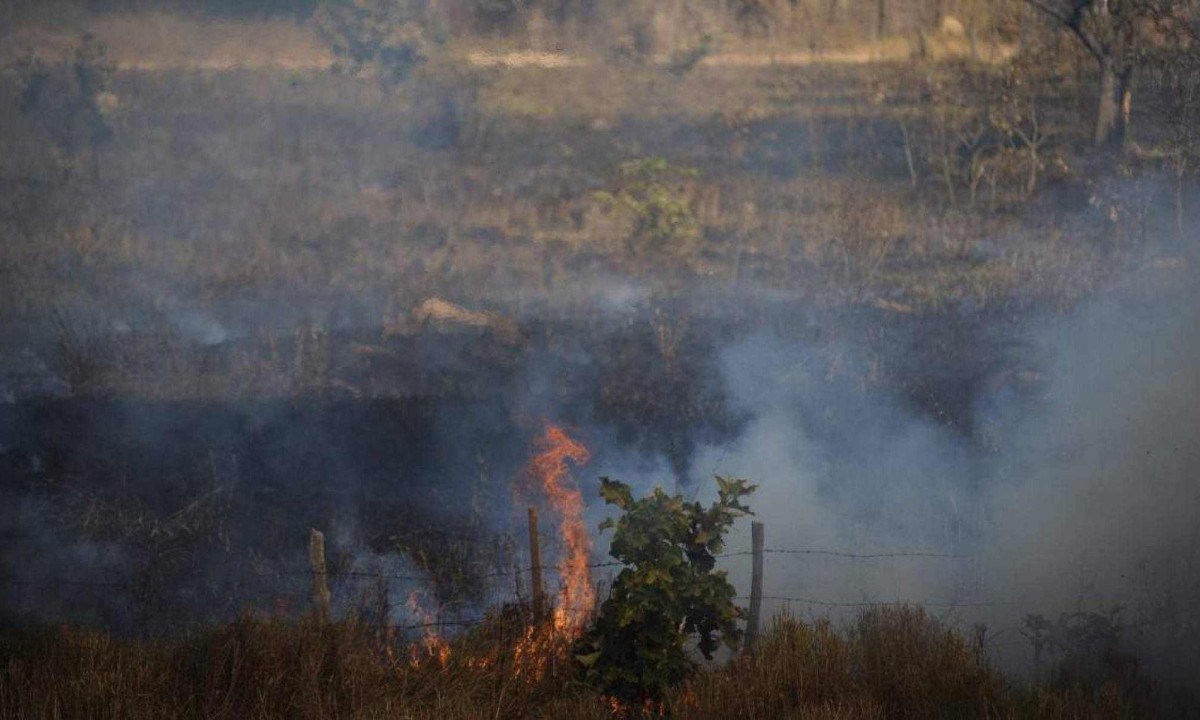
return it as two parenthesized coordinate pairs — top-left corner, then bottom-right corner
(7, 1), (1017, 38)
(5, 0), (323, 20)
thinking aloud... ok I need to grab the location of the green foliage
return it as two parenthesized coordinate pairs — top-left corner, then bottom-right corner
(313, 0), (437, 87)
(593, 158), (700, 260)
(574, 476), (756, 704)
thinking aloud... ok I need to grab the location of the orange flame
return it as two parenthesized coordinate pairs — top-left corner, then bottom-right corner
(511, 622), (576, 684)
(406, 591), (451, 668)
(527, 424), (593, 634)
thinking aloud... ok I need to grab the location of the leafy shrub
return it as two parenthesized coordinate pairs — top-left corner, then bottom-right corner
(573, 475), (756, 704)
(592, 158), (701, 263)
(313, 0), (436, 86)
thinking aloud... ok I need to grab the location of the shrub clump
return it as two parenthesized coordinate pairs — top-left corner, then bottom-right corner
(313, 0), (436, 86)
(573, 475), (755, 705)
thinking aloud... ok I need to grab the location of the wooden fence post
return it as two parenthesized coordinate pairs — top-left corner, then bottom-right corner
(309, 528), (332, 622)
(745, 521), (764, 652)
(528, 506), (545, 623)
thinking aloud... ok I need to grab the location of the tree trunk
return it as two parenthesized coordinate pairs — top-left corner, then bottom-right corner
(876, 0), (888, 39)
(930, 0), (947, 29)
(1120, 68), (1133, 144)
(1095, 59), (1133, 149)
(1026, 144), (1039, 198)
(1176, 157), (1187, 244)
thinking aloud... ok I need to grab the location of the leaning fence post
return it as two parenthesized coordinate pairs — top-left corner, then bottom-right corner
(745, 521), (765, 652)
(528, 506), (546, 623)
(309, 528), (332, 622)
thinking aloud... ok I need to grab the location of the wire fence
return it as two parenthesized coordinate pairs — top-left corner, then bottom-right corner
(1, 541), (991, 613)
(724, 548), (966, 560)
(9, 533), (1190, 667)
(742, 595), (1016, 609)
(16, 541), (1182, 625)
(15, 565), (1181, 666)
(239, 546), (966, 583)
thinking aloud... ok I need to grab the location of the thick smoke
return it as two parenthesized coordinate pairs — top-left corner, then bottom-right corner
(979, 280), (1200, 680)
(700, 268), (1200, 684)
(699, 333), (972, 607)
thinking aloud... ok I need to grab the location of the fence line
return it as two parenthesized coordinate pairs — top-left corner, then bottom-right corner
(2, 578), (129, 588)
(742, 595), (1017, 609)
(391, 619), (487, 630)
(0, 544), (966, 589)
(1, 522), (985, 636)
(8, 516), (1179, 664)
(248, 560), (626, 584)
(249, 544), (961, 584)
(3, 578), (1013, 612)
(750, 548), (963, 559)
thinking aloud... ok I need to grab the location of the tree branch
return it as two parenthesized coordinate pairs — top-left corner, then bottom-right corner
(1023, 0), (1073, 25)
(1023, 0), (1108, 61)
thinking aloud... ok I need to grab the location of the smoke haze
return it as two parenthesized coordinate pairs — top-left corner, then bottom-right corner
(703, 268), (1199, 683)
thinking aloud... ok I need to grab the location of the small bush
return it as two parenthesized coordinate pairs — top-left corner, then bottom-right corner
(592, 158), (701, 264)
(573, 475), (755, 704)
(313, 0), (434, 86)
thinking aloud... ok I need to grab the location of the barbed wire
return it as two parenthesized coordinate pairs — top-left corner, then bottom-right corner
(389, 619), (487, 630)
(721, 548), (965, 560)
(251, 551), (958, 584)
(255, 546), (962, 583)
(741, 594), (1017, 608)
(245, 560), (626, 584)
(1, 543), (964, 590)
(2, 578), (129, 588)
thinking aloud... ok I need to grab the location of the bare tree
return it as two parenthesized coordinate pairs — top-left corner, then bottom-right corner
(1145, 34), (1200, 240)
(1022, 0), (1196, 149)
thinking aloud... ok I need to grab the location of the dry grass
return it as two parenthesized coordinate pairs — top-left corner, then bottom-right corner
(672, 608), (1134, 720)
(0, 23), (1125, 344)
(0, 9), (1009, 72)
(2, 12), (331, 70)
(0, 36), (1148, 413)
(0, 605), (1136, 719)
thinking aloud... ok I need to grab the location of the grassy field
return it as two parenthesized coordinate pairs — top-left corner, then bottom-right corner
(0, 606), (1140, 719)
(2, 42), (1181, 418)
(1, 38), (1168, 341)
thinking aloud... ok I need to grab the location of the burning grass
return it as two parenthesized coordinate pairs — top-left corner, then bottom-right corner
(525, 424), (594, 634)
(0, 605), (1136, 719)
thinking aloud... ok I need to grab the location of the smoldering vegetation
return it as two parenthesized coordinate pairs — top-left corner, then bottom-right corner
(1, 0), (1200, 716)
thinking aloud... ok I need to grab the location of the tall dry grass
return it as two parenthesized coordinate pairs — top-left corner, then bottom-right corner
(672, 608), (1132, 719)
(0, 604), (1137, 719)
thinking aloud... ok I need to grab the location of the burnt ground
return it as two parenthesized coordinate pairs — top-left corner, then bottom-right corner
(0, 290), (1033, 633)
